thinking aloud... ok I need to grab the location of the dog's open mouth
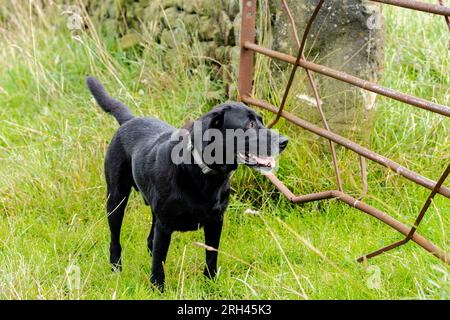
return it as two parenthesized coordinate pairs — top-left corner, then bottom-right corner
(238, 152), (276, 172)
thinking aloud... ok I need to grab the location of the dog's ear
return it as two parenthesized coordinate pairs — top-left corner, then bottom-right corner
(210, 111), (224, 129)
(203, 109), (225, 130)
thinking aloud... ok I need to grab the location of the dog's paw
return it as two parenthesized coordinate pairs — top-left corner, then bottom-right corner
(203, 267), (217, 279)
(150, 275), (165, 292)
(110, 262), (122, 272)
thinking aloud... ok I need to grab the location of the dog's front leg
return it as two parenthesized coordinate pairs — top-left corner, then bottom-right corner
(150, 220), (172, 291)
(203, 218), (223, 279)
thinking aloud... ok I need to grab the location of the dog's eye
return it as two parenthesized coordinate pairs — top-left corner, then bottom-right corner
(248, 121), (255, 129)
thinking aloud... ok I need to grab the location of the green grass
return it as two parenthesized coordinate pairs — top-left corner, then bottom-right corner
(0, 1), (449, 299)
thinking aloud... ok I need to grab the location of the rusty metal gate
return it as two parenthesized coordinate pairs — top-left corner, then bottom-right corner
(238, 0), (450, 264)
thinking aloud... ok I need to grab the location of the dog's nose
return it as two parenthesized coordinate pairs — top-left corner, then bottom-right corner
(279, 136), (288, 152)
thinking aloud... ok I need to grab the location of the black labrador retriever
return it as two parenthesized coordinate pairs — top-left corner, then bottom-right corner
(86, 76), (288, 290)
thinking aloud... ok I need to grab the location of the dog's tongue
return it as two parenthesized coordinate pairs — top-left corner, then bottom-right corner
(253, 155), (276, 168)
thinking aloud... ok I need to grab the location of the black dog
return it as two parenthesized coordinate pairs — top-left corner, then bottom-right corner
(86, 76), (288, 290)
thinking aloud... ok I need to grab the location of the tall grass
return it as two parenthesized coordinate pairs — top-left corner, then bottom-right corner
(0, 1), (448, 299)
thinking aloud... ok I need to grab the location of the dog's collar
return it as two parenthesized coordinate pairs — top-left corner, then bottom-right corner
(186, 135), (218, 175)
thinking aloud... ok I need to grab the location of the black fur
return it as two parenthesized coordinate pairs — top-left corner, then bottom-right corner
(87, 77), (134, 125)
(86, 76), (288, 291)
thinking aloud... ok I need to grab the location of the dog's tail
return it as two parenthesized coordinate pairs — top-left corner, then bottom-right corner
(86, 76), (134, 125)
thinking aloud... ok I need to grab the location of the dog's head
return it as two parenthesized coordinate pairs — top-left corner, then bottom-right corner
(187, 102), (288, 174)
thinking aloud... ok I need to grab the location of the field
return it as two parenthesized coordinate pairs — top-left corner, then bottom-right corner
(0, 1), (449, 299)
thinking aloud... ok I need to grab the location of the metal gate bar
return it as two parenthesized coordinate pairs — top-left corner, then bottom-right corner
(242, 42), (450, 116)
(271, 0), (344, 192)
(238, 0), (450, 264)
(371, 0), (450, 15)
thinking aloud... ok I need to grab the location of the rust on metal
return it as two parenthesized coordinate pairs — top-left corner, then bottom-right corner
(371, 0), (450, 15)
(238, 0), (449, 265)
(268, 0), (325, 128)
(264, 172), (336, 203)
(440, 0), (450, 28)
(273, 0), (343, 192)
(334, 189), (449, 264)
(357, 164), (450, 262)
(243, 96), (450, 200)
(438, 0), (450, 49)
(264, 171), (449, 264)
(238, 0), (257, 99)
(243, 42), (450, 117)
